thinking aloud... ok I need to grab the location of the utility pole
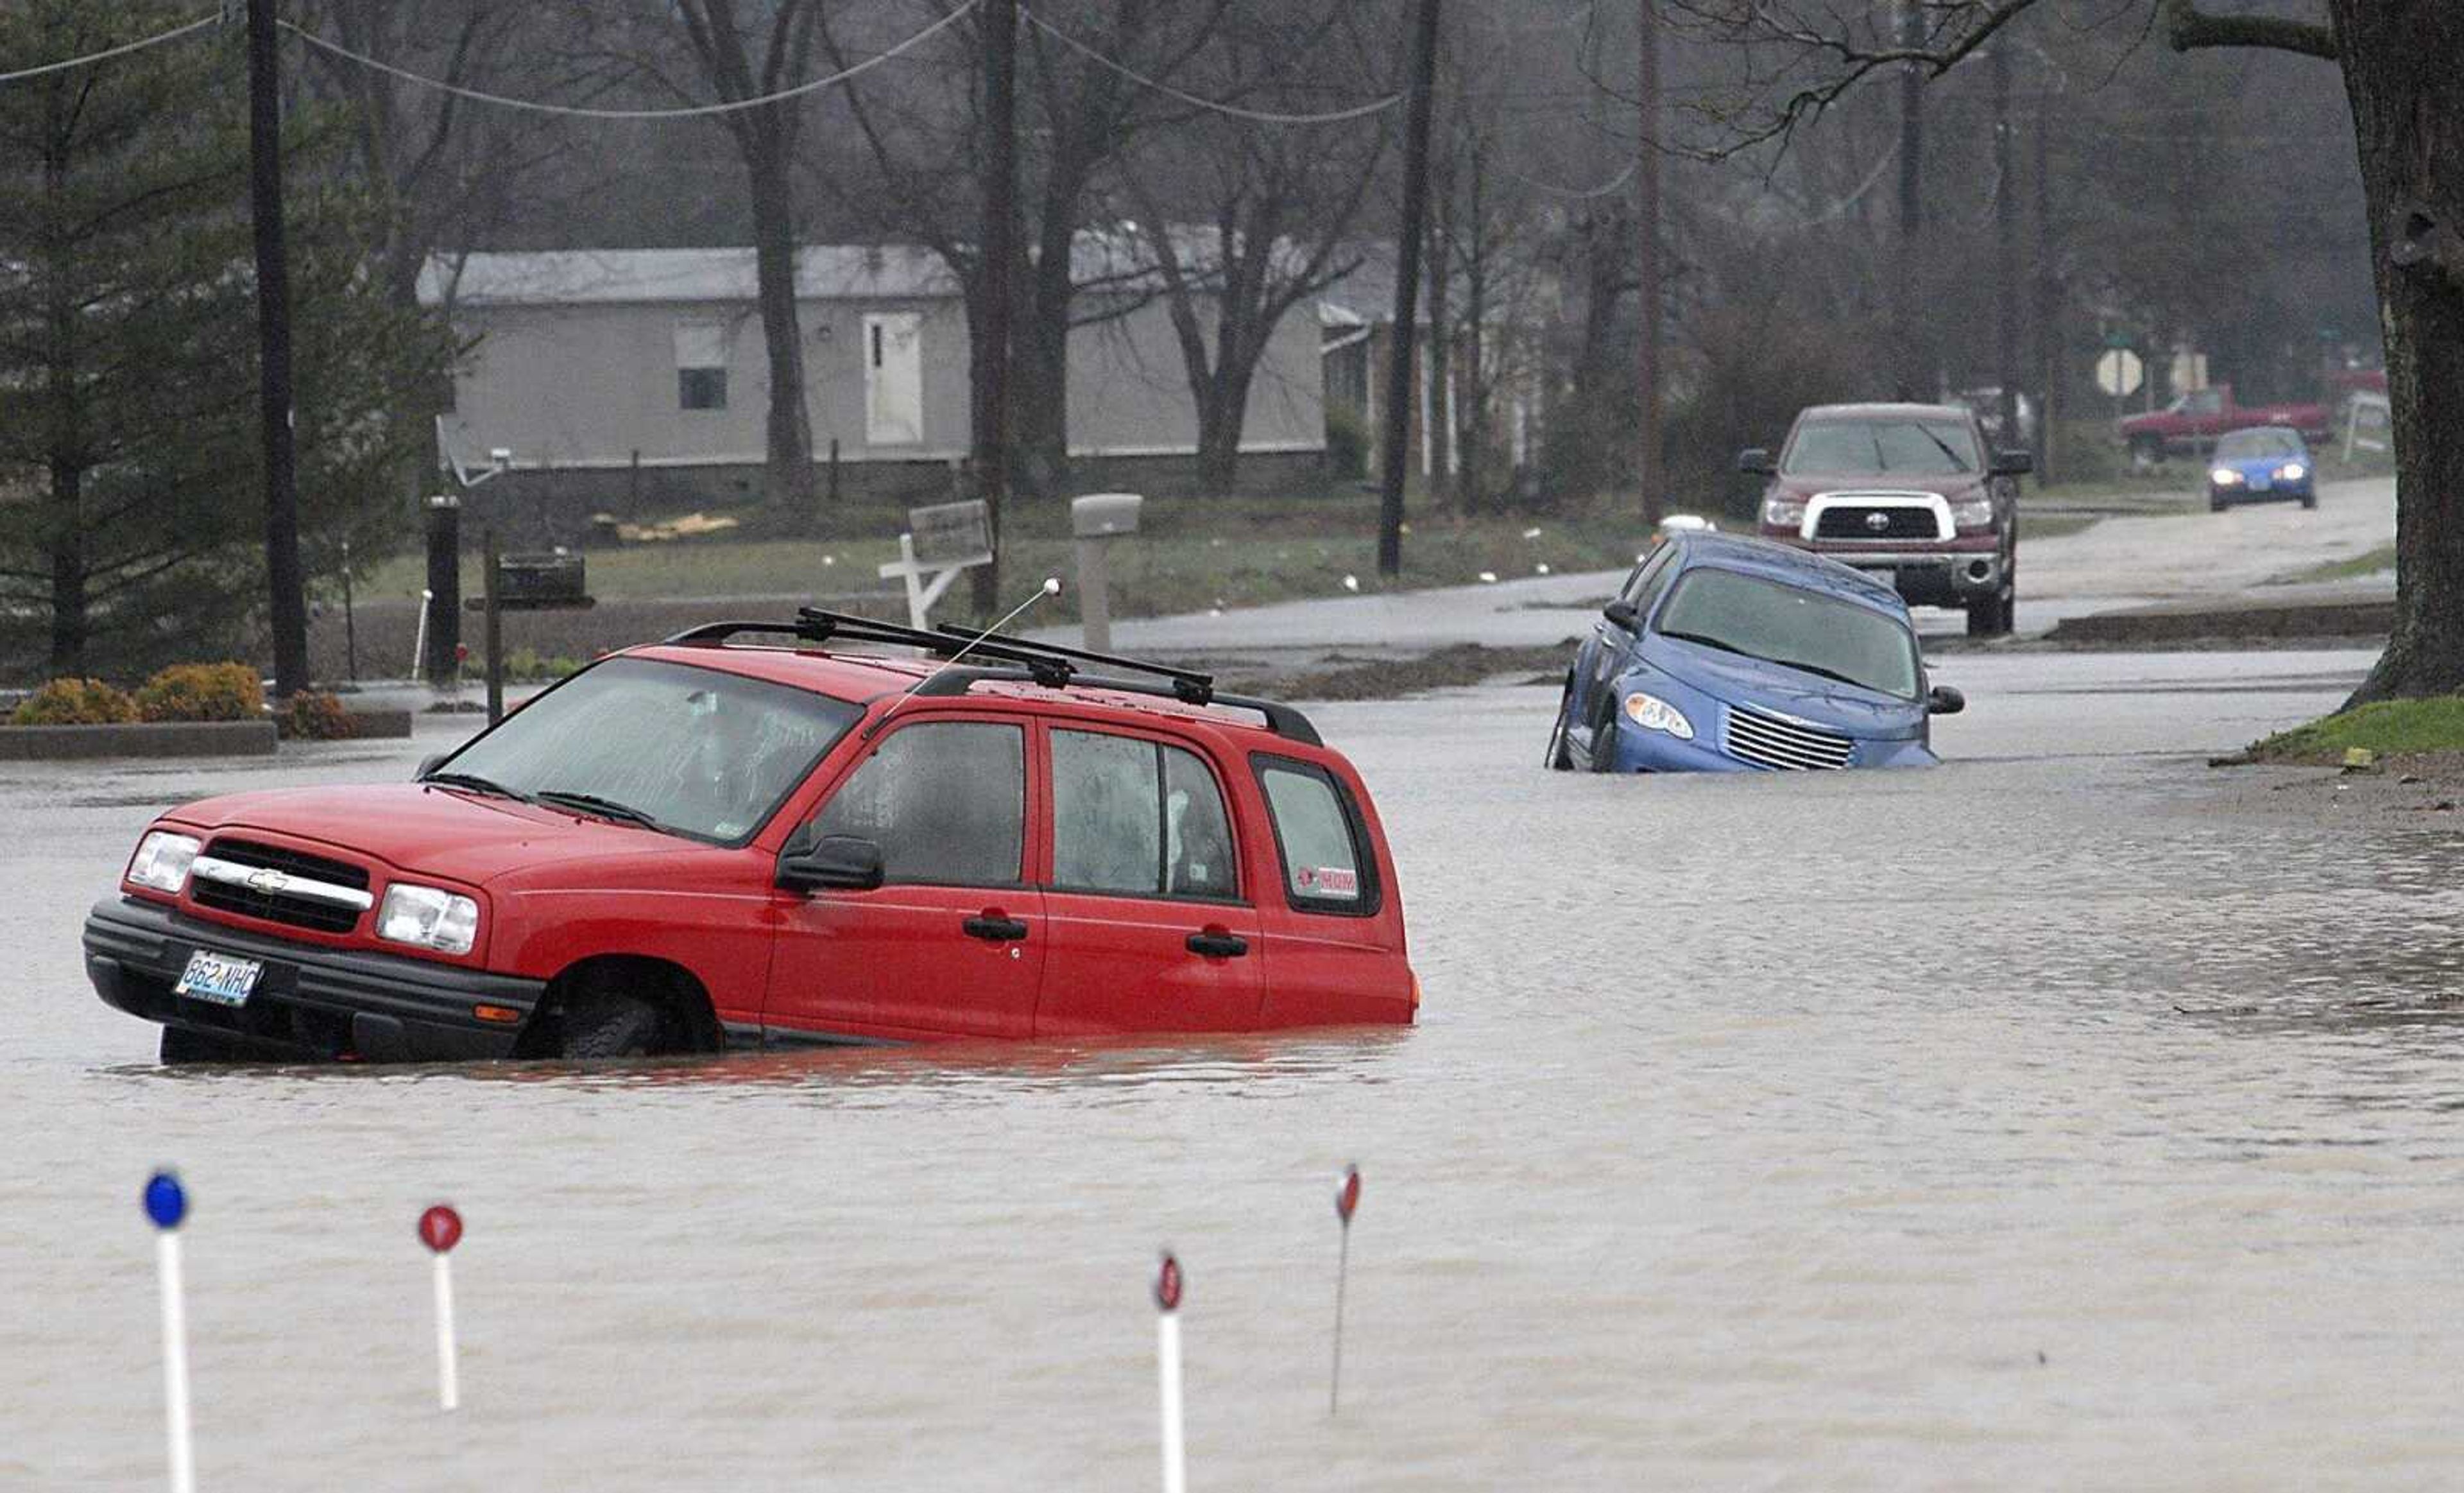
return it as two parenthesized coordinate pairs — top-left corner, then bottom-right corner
(1991, 42), (2017, 449)
(248, 0), (307, 697)
(972, 0), (1019, 616)
(1634, 0), (1664, 525)
(1891, 0), (1926, 402)
(1378, 0), (1443, 579)
(2032, 80), (2059, 483)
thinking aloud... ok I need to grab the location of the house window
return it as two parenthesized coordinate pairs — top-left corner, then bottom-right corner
(674, 322), (727, 411)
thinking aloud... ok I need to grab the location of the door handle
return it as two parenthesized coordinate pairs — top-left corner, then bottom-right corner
(1185, 930), (1249, 959)
(963, 915), (1030, 942)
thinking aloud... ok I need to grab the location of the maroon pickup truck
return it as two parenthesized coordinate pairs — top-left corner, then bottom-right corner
(2118, 384), (2332, 467)
(1742, 401), (2032, 637)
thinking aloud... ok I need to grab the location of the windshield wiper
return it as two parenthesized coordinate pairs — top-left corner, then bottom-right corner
(1915, 427), (1971, 472)
(1767, 657), (1885, 691)
(533, 789), (665, 831)
(422, 771), (526, 800)
(1658, 629), (1756, 660)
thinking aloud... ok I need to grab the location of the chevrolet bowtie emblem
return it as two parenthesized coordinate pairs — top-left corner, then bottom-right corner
(246, 868), (290, 893)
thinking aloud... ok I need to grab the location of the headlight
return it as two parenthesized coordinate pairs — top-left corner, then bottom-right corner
(1761, 496), (1807, 528)
(2211, 467), (2244, 485)
(378, 883), (480, 956)
(1623, 692), (1695, 740)
(127, 831), (201, 893)
(2279, 463), (2307, 481)
(1950, 496), (1996, 528)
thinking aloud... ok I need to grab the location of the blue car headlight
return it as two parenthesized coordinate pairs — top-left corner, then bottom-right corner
(2279, 463), (2307, 481)
(2210, 467), (2244, 485)
(1623, 691), (1695, 740)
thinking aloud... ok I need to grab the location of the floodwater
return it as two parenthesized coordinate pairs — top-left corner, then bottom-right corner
(12, 646), (2464, 1489)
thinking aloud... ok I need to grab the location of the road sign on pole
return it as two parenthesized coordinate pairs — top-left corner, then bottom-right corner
(2094, 348), (2144, 399)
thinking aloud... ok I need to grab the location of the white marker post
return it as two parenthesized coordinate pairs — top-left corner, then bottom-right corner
(1154, 1252), (1186, 1493)
(144, 1171), (194, 1493)
(418, 1205), (464, 1411)
(1331, 1164), (1361, 1415)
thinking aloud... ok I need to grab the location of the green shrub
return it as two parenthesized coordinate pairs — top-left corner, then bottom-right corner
(135, 662), (265, 723)
(11, 677), (141, 727)
(275, 691), (357, 741)
(1325, 404), (1369, 480)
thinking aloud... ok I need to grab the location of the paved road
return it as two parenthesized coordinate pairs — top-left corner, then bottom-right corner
(1036, 475), (2395, 659)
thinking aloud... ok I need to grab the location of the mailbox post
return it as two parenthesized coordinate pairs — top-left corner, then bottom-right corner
(1071, 492), (1142, 653)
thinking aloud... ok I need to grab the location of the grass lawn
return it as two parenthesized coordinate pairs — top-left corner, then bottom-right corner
(356, 492), (1670, 626)
(2273, 542), (2395, 585)
(2248, 696), (2464, 763)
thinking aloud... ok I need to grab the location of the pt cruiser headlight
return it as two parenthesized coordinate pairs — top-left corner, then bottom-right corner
(379, 883), (480, 956)
(127, 831), (201, 893)
(1623, 691), (1695, 740)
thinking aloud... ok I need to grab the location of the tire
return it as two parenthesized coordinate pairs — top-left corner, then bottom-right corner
(2300, 491), (2318, 511)
(1967, 583), (2015, 638)
(559, 992), (671, 1060)
(2128, 435), (2165, 471)
(2209, 494), (2227, 513)
(159, 1025), (247, 1065)
(1544, 679), (1577, 771)
(1586, 689), (1621, 773)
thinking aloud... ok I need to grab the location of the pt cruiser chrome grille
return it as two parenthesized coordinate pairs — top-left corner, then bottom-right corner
(1724, 703), (1855, 771)
(190, 838), (372, 934)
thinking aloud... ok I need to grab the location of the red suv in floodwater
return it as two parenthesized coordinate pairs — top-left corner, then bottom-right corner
(83, 612), (1416, 1063)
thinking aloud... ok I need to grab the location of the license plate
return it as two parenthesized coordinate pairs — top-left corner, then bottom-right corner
(175, 950), (262, 1008)
(2250, 476), (2272, 492)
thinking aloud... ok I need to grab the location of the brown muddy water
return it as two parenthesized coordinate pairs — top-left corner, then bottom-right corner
(9, 648), (2464, 1489)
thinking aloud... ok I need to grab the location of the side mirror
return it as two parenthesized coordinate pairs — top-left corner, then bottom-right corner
(1736, 447), (1775, 476)
(1602, 600), (1641, 632)
(1990, 449), (2034, 477)
(777, 833), (886, 894)
(415, 752), (447, 780)
(1927, 685), (1966, 716)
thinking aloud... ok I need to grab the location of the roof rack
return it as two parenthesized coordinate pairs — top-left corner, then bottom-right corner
(660, 610), (1321, 745)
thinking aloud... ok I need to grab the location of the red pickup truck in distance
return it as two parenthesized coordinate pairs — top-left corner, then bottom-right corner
(83, 611), (1418, 1064)
(2117, 383), (2334, 467)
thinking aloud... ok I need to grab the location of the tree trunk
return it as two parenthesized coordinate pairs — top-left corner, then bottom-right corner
(2333, 1), (2464, 703)
(1194, 359), (1258, 497)
(746, 127), (816, 518)
(1423, 213), (1452, 509)
(46, 460), (85, 675)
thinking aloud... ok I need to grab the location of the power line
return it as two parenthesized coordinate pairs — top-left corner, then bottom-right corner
(1505, 158), (1637, 198)
(1022, 10), (1400, 125)
(0, 12), (218, 85)
(275, 3), (977, 121)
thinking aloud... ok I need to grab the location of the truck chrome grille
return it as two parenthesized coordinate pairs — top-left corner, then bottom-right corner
(191, 838), (370, 934)
(1813, 505), (1941, 540)
(1724, 704), (1855, 771)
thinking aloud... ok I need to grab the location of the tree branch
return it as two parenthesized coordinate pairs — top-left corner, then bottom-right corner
(2162, 0), (2336, 60)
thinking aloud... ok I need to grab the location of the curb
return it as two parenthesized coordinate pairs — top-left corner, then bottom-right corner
(0, 720), (280, 761)
(2046, 598), (2393, 646)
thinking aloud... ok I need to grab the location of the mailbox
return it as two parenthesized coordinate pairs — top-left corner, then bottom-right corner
(1071, 492), (1143, 539)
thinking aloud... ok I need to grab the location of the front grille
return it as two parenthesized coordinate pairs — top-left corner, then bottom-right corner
(1814, 505), (1940, 540)
(1725, 704), (1856, 771)
(191, 838), (369, 934)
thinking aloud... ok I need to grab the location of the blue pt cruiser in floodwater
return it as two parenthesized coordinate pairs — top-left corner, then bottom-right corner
(1546, 533), (1965, 773)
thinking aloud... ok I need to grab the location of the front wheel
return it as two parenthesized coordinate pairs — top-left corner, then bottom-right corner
(1966, 585), (2015, 638)
(559, 991), (672, 1059)
(2128, 435), (2165, 471)
(2300, 491), (2318, 511)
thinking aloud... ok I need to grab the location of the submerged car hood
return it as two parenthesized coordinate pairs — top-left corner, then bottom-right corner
(1639, 637), (1927, 741)
(158, 783), (688, 888)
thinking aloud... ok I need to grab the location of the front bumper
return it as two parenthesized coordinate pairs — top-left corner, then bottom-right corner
(1829, 551), (2004, 607)
(2211, 479), (2313, 506)
(83, 896), (543, 1061)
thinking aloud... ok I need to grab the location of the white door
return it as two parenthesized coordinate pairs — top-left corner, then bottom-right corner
(864, 313), (923, 446)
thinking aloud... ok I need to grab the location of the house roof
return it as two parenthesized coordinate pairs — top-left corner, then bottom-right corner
(418, 247), (959, 308)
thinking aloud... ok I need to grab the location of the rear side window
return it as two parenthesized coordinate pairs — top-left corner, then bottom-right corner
(1255, 759), (1376, 915)
(1052, 730), (1237, 901)
(814, 721), (1023, 886)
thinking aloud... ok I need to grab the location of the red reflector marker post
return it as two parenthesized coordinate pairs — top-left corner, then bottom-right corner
(1154, 1251), (1185, 1493)
(144, 1170), (194, 1493)
(418, 1205), (464, 1411)
(1331, 1164), (1361, 1415)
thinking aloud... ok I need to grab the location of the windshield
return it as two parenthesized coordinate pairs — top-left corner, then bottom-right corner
(1783, 417), (1980, 476)
(432, 657), (862, 843)
(2214, 427), (2302, 461)
(1654, 567), (1923, 699)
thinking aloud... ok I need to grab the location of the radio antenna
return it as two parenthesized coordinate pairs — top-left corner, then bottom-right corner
(863, 577), (1062, 738)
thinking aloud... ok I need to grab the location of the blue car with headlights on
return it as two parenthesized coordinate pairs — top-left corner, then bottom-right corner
(2207, 425), (2316, 512)
(1545, 533), (1964, 773)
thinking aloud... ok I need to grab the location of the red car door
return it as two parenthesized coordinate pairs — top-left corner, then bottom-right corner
(1246, 754), (1416, 1028)
(1032, 725), (1266, 1035)
(764, 715), (1046, 1040)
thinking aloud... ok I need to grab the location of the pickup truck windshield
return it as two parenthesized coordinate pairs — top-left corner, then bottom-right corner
(431, 657), (862, 844)
(1656, 567), (1922, 699)
(1783, 418), (1980, 476)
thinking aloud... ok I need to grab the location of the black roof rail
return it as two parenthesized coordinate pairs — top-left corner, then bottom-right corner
(663, 609), (1321, 744)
